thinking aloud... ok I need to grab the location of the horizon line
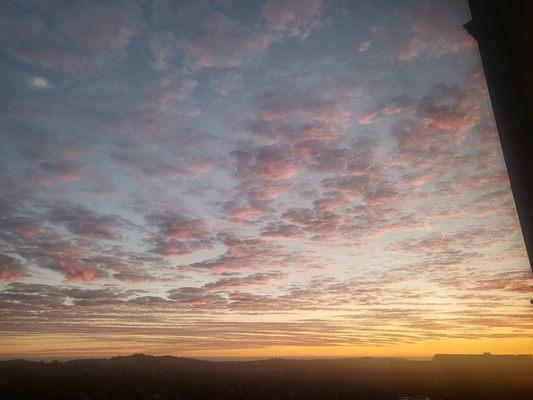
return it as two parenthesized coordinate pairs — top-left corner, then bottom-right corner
(2, 352), (532, 363)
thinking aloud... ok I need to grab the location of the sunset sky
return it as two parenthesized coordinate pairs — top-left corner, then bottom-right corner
(0, 0), (531, 360)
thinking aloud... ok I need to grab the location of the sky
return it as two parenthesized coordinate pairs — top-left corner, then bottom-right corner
(0, 0), (531, 360)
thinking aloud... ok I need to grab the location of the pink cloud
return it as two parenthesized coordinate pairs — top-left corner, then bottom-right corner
(261, 222), (301, 239)
(282, 206), (343, 241)
(112, 146), (213, 182)
(179, 10), (272, 69)
(259, 94), (349, 130)
(0, 0), (142, 76)
(105, 261), (154, 283)
(0, 254), (26, 281)
(147, 213), (211, 240)
(38, 161), (88, 183)
(232, 146), (303, 181)
(232, 208), (265, 223)
(390, 73), (490, 180)
(149, 237), (214, 258)
(151, 0), (326, 73)
(394, 26), (475, 63)
(204, 271), (285, 292)
(312, 193), (351, 212)
(370, 215), (425, 237)
(144, 212), (215, 258)
(363, 184), (402, 206)
(387, 227), (512, 260)
(47, 206), (124, 240)
(262, 0), (324, 40)
(40, 242), (105, 282)
(358, 97), (407, 125)
(387, 1), (476, 63)
(176, 159), (214, 180)
(358, 111), (378, 125)
(0, 217), (39, 240)
(282, 208), (315, 225)
(358, 40), (371, 52)
(185, 236), (283, 272)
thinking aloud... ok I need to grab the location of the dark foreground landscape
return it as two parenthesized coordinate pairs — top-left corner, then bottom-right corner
(0, 353), (532, 400)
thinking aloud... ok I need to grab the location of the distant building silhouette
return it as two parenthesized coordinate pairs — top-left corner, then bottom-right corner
(433, 353), (532, 362)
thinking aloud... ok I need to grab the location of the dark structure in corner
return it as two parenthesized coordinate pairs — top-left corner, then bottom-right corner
(464, 1), (533, 274)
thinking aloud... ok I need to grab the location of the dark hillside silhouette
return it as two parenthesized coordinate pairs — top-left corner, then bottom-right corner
(0, 353), (531, 400)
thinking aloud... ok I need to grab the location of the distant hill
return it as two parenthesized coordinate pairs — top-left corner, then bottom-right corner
(0, 353), (531, 400)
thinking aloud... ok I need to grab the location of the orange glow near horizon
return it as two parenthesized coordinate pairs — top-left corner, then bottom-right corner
(1, 334), (531, 360)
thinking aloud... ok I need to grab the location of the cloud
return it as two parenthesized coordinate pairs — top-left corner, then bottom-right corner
(0, 216), (39, 241)
(258, 91), (349, 129)
(0, 195), (158, 284)
(0, 283), (67, 310)
(229, 207), (265, 223)
(63, 287), (131, 306)
(148, 237), (214, 258)
(385, 71), (490, 187)
(0, 0), (143, 76)
(147, 212), (211, 240)
(149, 0), (326, 72)
(204, 271), (285, 291)
(262, 0), (324, 40)
(225, 87), (355, 226)
(312, 193), (351, 212)
(261, 223), (301, 239)
(166, 271), (286, 307)
(232, 145), (303, 181)
(81, 257), (155, 284)
(282, 206), (342, 241)
(177, 7), (273, 69)
(144, 212), (214, 257)
(38, 241), (106, 282)
(388, 227), (512, 257)
(47, 206), (125, 240)
(386, 0), (475, 62)
(185, 236), (283, 272)
(111, 139), (214, 182)
(358, 97), (408, 125)
(166, 286), (226, 306)
(38, 161), (88, 183)
(0, 254), (26, 281)
(209, 71), (243, 95)
(358, 40), (371, 53)
(306, 137), (378, 174)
